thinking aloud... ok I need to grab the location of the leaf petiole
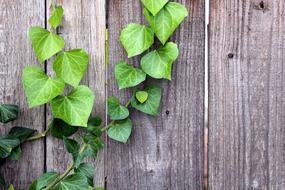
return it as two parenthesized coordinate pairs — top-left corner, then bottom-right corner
(26, 122), (52, 142)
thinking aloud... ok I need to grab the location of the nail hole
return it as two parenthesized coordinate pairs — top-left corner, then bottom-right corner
(228, 53), (234, 59)
(259, 1), (264, 9)
(166, 110), (170, 115)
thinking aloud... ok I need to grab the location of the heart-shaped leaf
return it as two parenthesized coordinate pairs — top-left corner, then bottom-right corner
(63, 137), (80, 161)
(49, 119), (78, 139)
(135, 91), (148, 103)
(48, 5), (64, 29)
(120, 23), (154, 57)
(0, 104), (19, 124)
(74, 163), (95, 186)
(28, 172), (59, 190)
(107, 96), (129, 120)
(22, 66), (65, 108)
(0, 137), (20, 158)
(131, 85), (162, 116)
(141, 42), (178, 80)
(115, 61), (146, 89)
(8, 127), (36, 142)
(29, 27), (64, 63)
(144, 2), (188, 44)
(53, 49), (89, 87)
(141, 0), (168, 16)
(107, 119), (132, 143)
(53, 174), (90, 190)
(51, 85), (95, 127)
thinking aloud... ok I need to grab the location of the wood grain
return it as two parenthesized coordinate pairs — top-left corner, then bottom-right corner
(209, 0), (285, 189)
(0, 0), (45, 188)
(45, 0), (106, 187)
(106, 0), (205, 189)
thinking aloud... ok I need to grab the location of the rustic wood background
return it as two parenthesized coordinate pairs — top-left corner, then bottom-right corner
(0, 0), (284, 189)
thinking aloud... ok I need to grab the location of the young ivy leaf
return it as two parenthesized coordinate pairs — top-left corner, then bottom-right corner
(141, 42), (179, 80)
(0, 137), (20, 159)
(120, 23), (154, 57)
(74, 163), (95, 186)
(29, 27), (64, 63)
(107, 97), (129, 120)
(63, 137), (80, 162)
(135, 91), (148, 104)
(107, 119), (132, 143)
(49, 119), (78, 139)
(0, 104), (19, 124)
(22, 66), (65, 108)
(28, 172), (59, 190)
(51, 85), (95, 127)
(115, 61), (146, 89)
(144, 2), (188, 45)
(141, 0), (168, 16)
(48, 5), (64, 29)
(53, 174), (90, 190)
(53, 49), (89, 87)
(131, 85), (162, 116)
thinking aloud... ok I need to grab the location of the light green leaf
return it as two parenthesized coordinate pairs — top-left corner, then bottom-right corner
(51, 85), (95, 127)
(141, 42), (178, 80)
(53, 174), (90, 190)
(29, 27), (64, 63)
(115, 61), (146, 89)
(120, 23), (154, 57)
(53, 49), (89, 87)
(22, 66), (65, 108)
(8, 184), (14, 190)
(28, 172), (59, 190)
(0, 104), (19, 123)
(49, 119), (78, 139)
(0, 137), (20, 158)
(107, 97), (129, 120)
(131, 85), (162, 116)
(144, 2), (188, 44)
(8, 127), (36, 142)
(74, 163), (95, 186)
(107, 119), (132, 143)
(135, 91), (148, 103)
(63, 137), (80, 161)
(48, 5), (64, 29)
(141, 0), (168, 16)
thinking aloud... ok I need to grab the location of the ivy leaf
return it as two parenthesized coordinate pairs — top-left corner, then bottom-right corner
(0, 174), (5, 189)
(50, 119), (78, 139)
(63, 137), (80, 162)
(8, 185), (14, 190)
(115, 61), (146, 89)
(29, 27), (64, 63)
(107, 119), (132, 143)
(48, 5), (64, 29)
(7, 146), (21, 161)
(141, 0), (168, 16)
(8, 127), (36, 142)
(144, 2), (188, 44)
(107, 97), (129, 120)
(131, 85), (162, 116)
(135, 91), (148, 103)
(53, 49), (89, 87)
(141, 42), (179, 80)
(120, 23), (154, 57)
(51, 85), (95, 127)
(87, 117), (103, 137)
(22, 66), (65, 108)
(0, 137), (20, 158)
(0, 104), (19, 124)
(53, 174), (90, 190)
(28, 172), (59, 190)
(74, 163), (95, 186)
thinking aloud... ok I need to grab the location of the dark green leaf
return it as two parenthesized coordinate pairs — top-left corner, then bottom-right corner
(50, 119), (78, 139)
(0, 137), (20, 158)
(141, 0), (168, 16)
(7, 146), (21, 161)
(74, 163), (95, 186)
(107, 119), (132, 143)
(48, 6), (64, 29)
(0, 104), (19, 124)
(28, 172), (59, 190)
(0, 174), (5, 189)
(63, 137), (80, 161)
(53, 174), (90, 190)
(87, 117), (103, 137)
(131, 85), (162, 116)
(8, 127), (36, 142)
(135, 91), (148, 103)
(107, 97), (129, 120)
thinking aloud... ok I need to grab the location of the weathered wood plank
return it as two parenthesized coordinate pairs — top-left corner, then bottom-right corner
(209, 0), (285, 189)
(0, 0), (45, 188)
(45, 0), (106, 187)
(106, 0), (205, 189)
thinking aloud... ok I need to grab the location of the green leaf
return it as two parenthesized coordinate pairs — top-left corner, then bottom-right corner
(120, 23), (154, 57)
(29, 27), (64, 63)
(51, 85), (95, 127)
(144, 2), (188, 44)
(53, 174), (90, 190)
(95, 188), (104, 190)
(131, 85), (162, 116)
(0, 104), (19, 123)
(22, 66), (65, 108)
(7, 146), (21, 161)
(0, 137), (20, 158)
(115, 61), (146, 89)
(107, 97), (129, 120)
(140, 42), (179, 80)
(0, 174), (5, 189)
(135, 91), (148, 103)
(28, 172), (59, 190)
(74, 163), (95, 186)
(8, 127), (36, 142)
(53, 49), (89, 87)
(50, 119), (78, 139)
(107, 119), (132, 143)
(87, 117), (103, 137)
(8, 184), (14, 190)
(48, 5), (64, 29)
(141, 0), (168, 16)
(63, 137), (80, 161)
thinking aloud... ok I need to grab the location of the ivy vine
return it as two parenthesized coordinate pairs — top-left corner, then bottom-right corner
(0, 1), (188, 189)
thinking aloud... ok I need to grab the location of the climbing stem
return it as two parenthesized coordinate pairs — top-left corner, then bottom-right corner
(26, 123), (52, 141)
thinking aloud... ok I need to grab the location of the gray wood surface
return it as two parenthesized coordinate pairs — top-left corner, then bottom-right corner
(209, 0), (285, 189)
(106, 0), (205, 189)
(0, 0), (45, 188)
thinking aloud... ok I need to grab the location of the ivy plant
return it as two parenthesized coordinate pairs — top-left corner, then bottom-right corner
(0, 1), (188, 189)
